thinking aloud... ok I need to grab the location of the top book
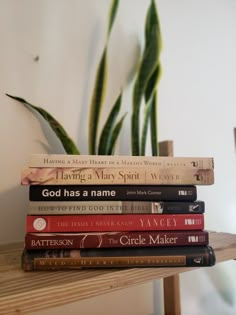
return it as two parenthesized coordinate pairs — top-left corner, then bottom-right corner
(28, 154), (214, 169)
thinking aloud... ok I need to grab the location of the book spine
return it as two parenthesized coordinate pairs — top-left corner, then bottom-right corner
(28, 154), (214, 169)
(21, 245), (216, 270)
(21, 167), (214, 185)
(25, 230), (209, 249)
(26, 214), (204, 233)
(29, 185), (197, 202)
(28, 200), (205, 215)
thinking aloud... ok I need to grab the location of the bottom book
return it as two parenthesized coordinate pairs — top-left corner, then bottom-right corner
(22, 245), (216, 270)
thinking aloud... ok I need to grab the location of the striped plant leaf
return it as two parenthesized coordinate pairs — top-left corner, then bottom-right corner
(88, 49), (107, 155)
(107, 113), (127, 155)
(145, 64), (162, 156)
(131, 0), (162, 156)
(6, 94), (80, 154)
(144, 0), (162, 157)
(149, 64), (162, 157)
(88, 0), (119, 155)
(149, 91), (158, 156)
(145, 0), (162, 54)
(144, 64), (159, 102)
(107, 0), (119, 38)
(131, 29), (159, 155)
(98, 92), (122, 155)
(131, 1), (160, 156)
(140, 94), (153, 156)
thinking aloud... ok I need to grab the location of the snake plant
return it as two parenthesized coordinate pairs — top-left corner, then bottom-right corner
(6, 0), (162, 157)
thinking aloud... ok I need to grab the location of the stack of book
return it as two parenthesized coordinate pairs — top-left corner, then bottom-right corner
(21, 154), (216, 271)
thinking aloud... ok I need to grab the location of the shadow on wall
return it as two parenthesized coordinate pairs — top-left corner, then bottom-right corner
(199, 287), (236, 315)
(234, 128), (236, 153)
(18, 105), (67, 154)
(0, 185), (28, 244)
(204, 263), (236, 307)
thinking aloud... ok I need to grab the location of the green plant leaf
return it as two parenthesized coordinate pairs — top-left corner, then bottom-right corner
(149, 91), (159, 156)
(144, 64), (158, 102)
(107, 0), (119, 38)
(145, 0), (162, 55)
(6, 94), (80, 155)
(98, 92), (122, 155)
(107, 113), (127, 155)
(131, 0), (162, 156)
(88, 49), (107, 155)
(145, 64), (161, 156)
(144, 0), (162, 157)
(88, 0), (120, 155)
(140, 95), (153, 156)
(131, 25), (159, 155)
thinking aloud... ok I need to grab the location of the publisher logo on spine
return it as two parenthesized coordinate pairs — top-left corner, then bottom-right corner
(33, 218), (47, 231)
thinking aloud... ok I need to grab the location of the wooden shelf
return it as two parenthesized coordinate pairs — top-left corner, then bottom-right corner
(1, 231), (236, 315)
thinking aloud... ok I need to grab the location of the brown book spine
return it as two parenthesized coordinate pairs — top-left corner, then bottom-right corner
(25, 230), (209, 249)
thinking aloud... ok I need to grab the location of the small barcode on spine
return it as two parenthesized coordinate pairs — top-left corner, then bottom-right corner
(178, 190), (187, 195)
(185, 219), (201, 225)
(188, 236), (199, 242)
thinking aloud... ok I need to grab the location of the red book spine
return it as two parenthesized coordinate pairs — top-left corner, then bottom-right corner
(25, 230), (209, 249)
(26, 214), (204, 233)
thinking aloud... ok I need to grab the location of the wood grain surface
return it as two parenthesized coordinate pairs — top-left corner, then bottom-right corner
(0, 231), (236, 315)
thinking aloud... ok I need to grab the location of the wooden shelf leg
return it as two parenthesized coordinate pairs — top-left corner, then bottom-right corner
(163, 274), (181, 315)
(160, 141), (181, 314)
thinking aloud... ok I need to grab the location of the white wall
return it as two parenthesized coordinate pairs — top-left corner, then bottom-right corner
(1, 0), (236, 314)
